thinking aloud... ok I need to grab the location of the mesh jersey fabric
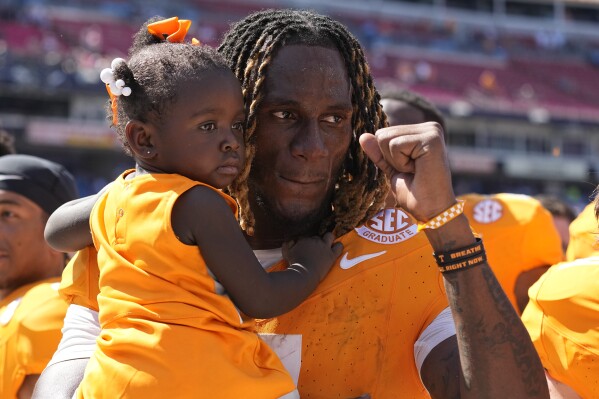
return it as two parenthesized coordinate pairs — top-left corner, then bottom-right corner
(257, 208), (448, 398)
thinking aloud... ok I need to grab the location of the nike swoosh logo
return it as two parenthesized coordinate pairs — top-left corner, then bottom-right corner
(339, 250), (387, 270)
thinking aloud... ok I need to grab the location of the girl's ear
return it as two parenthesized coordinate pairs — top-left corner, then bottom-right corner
(126, 120), (156, 159)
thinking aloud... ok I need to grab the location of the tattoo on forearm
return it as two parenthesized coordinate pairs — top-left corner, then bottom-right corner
(480, 266), (545, 396)
(443, 265), (546, 397)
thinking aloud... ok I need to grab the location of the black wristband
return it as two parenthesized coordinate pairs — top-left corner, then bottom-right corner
(433, 237), (485, 265)
(437, 252), (487, 273)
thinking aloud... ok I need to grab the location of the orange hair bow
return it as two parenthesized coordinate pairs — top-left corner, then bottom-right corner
(106, 85), (118, 126)
(148, 17), (192, 43)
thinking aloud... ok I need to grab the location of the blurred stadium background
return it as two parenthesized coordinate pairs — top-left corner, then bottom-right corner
(1, 0), (598, 210)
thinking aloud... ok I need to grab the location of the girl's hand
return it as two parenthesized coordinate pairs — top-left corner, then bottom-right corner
(282, 232), (343, 282)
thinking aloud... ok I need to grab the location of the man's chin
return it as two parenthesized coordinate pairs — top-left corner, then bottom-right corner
(266, 200), (327, 233)
(252, 188), (331, 233)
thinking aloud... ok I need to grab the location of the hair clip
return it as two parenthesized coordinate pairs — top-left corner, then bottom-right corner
(100, 58), (131, 125)
(147, 17), (192, 43)
(100, 58), (131, 97)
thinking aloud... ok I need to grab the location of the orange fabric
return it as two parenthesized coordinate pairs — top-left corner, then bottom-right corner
(105, 85), (117, 126)
(60, 205), (448, 397)
(0, 278), (67, 399)
(257, 208), (448, 398)
(77, 171), (294, 399)
(59, 247), (100, 311)
(147, 17), (191, 43)
(522, 258), (599, 399)
(459, 193), (564, 312)
(566, 202), (599, 261)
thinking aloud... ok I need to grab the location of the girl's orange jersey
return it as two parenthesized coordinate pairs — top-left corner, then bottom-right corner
(77, 171), (294, 399)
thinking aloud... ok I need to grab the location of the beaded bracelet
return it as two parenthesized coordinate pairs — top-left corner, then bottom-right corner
(417, 200), (465, 232)
(433, 238), (487, 274)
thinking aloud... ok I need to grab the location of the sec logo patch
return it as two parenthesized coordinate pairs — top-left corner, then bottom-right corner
(472, 199), (503, 224)
(355, 208), (418, 245)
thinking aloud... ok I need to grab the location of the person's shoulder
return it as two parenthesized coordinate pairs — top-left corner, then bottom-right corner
(321, 206), (437, 291)
(461, 192), (548, 227)
(531, 257), (599, 314)
(537, 257), (599, 292)
(567, 203), (599, 261)
(339, 206), (430, 254)
(2, 278), (66, 330)
(175, 183), (237, 215)
(569, 202), (597, 236)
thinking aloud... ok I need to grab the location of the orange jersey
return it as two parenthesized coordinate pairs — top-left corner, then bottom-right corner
(59, 204), (448, 397)
(566, 202), (599, 261)
(258, 208), (449, 398)
(59, 246), (100, 311)
(79, 171), (294, 399)
(459, 193), (564, 311)
(0, 278), (67, 399)
(522, 257), (599, 399)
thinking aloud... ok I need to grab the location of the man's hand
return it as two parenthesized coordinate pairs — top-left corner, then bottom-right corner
(359, 122), (455, 222)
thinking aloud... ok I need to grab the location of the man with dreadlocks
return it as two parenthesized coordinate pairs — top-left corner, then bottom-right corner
(34, 9), (548, 399)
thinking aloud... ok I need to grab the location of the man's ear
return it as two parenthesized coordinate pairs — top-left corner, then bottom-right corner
(125, 120), (156, 159)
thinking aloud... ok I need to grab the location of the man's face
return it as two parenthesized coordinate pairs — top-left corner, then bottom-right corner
(249, 45), (353, 227)
(0, 190), (59, 292)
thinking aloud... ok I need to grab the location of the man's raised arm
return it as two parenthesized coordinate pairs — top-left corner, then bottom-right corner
(360, 122), (549, 399)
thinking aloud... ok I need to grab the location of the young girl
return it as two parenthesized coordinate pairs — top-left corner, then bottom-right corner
(75, 17), (342, 398)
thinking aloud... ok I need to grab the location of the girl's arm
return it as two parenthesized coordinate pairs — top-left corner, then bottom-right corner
(172, 186), (342, 319)
(44, 184), (112, 252)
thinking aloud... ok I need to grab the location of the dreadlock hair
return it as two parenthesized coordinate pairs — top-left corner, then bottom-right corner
(218, 9), (389, 236)
(379, 88), (447, 134)
(106, 16), (232, 157)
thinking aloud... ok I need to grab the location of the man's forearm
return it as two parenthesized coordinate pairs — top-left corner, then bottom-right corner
(427, 215), (549, 398)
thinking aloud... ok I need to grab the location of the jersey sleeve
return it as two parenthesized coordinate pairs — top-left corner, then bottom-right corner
(59, 246), (100, 311)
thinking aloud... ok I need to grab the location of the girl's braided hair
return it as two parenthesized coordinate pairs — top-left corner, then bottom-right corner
(218, 9), (389, 236)
(107, 16), (232, 156)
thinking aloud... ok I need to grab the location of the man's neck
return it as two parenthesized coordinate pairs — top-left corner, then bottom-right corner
(245, 210), (324, 249)
(246, 203), (323, 250)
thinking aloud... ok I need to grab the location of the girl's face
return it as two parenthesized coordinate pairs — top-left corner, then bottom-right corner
(149, 69), (246, 189)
